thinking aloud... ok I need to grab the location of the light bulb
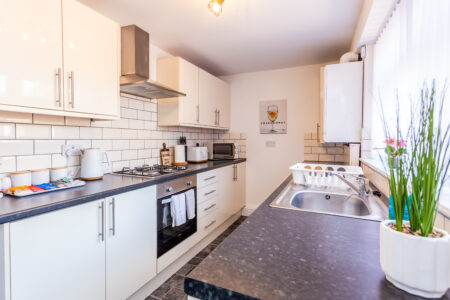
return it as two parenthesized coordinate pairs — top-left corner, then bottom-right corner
(208, 0), (224, 16)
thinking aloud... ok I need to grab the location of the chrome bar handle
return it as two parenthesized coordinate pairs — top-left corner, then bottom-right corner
(233, 164), (237, 181)
(204, 190), (216, 196)
(110, 198), (116, 236)
(68, 71), (74, 108)
(55, 68), (62, 107)
(204, 176), (216, 181)
(204, 203), (216, 211)
(204, 220), (216, 229)
(214, 109), (218, 125)
(218, 110), (220, 126)
(99, 202), (105, 241)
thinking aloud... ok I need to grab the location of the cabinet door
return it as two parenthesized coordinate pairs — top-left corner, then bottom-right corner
(10, 200), (106, 300)
(178, 58), (199, 125)
(62, 0), (119, 117)
(218, 165), (236, 219)
(234, 162), (246, 212)
(217, 79), (230, 129)
(0, 0), (63, 110)
(199, 69), (219, 127)
(322, 61), (362, 143)
(106, 186), (157, 300)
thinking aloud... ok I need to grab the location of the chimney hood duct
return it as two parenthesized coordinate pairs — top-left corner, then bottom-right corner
(120, 25), (186, 99)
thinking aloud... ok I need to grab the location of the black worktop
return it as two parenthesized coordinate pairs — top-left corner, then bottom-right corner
(185, 175), (450, 300)
(0, 159), (246, 224)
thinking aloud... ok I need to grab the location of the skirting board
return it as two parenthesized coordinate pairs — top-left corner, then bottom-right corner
(129, 212), (242, 300)
(241, 206), (254, 217)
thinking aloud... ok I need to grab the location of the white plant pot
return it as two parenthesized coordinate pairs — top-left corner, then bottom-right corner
(380, 220), (450, 298)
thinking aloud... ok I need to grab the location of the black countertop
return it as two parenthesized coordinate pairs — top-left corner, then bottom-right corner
(0, 159), (246, 224)
(185, 175), (450, 300)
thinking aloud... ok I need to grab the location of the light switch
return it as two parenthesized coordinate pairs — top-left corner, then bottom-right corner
(266, 141), (276, 147)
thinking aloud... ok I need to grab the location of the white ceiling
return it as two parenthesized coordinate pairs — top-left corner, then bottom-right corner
(80, 0), (363, 76)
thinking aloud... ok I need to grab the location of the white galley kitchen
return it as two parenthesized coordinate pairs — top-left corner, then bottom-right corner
(0, 0), (449, 300)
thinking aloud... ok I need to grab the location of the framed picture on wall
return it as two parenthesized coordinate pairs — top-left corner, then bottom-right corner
(259, 99), (287, 134)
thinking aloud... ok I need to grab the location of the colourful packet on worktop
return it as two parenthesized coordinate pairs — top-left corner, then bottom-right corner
(28, 186), (46, 193)
(37, 183), (59, 190)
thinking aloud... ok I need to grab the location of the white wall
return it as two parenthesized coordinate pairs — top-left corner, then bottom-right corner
(222, 63), (326, 212)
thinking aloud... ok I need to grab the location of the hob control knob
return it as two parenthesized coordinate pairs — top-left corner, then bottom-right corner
(187, 181), (193, 186)
(166, 186), (173, 192)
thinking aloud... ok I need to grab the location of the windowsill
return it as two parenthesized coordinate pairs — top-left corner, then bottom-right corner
(360, 157), (450, 218)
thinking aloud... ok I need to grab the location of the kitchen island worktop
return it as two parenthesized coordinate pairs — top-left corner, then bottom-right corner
(0, 159), (246, 224)
(185, 175), (450, 300)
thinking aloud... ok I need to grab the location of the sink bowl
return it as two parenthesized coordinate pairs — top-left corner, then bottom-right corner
(270, 180), (387, 221)
(290, 191), (370, 217)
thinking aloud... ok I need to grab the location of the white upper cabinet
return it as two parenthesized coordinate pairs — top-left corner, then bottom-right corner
(62, 0), (120, 117)
(157, 56), (230, 129)
(157, 57), (199, 126)
(0, 0), (64, 110)
(0, 0), (120, 119)
(319, 61), (363, 143)
(199, 69), (231, 129)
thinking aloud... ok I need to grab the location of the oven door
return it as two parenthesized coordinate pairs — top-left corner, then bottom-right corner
(157, 188), (197, 258)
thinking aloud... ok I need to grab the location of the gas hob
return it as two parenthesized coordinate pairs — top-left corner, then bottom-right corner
(112, 164), (187, 178)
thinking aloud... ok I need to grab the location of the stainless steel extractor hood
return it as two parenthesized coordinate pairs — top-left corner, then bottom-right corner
(120, 25), (186, 99)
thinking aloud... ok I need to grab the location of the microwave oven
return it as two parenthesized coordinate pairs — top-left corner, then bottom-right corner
(210, 143), (239, 160)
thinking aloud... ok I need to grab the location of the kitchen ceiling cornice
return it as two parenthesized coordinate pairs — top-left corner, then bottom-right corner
(80, 0), (363, 76)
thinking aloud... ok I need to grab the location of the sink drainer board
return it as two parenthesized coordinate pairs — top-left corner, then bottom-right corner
(290, 163), (363, 186)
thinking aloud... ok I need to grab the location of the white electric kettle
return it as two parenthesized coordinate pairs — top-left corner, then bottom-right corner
(80, 148), (110, 180)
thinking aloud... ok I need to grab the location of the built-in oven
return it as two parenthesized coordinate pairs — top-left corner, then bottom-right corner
(157, 175), (197, 258)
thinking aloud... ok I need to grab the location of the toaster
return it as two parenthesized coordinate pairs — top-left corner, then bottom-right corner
(187, 146), (208, 163)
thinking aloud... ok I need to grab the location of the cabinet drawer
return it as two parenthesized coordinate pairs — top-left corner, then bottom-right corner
(199, 209), (221, 236)
(198, 196), (219, 219)
(197, 170), (218, 189)
(197, 182), (218, 204)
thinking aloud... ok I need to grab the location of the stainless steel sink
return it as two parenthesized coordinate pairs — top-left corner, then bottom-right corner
(270, 180), (387, 221)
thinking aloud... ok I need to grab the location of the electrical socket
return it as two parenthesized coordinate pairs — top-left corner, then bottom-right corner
(62, 144), (83, 156)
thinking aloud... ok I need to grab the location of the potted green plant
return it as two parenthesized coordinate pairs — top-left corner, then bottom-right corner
(379, 82), (450, 298)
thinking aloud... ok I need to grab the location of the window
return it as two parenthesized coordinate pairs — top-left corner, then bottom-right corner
(371, 0), (450, 151)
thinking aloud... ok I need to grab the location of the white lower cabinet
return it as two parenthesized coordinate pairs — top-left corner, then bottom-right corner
(9, 186), (157, 300)
(10, 199), (106, 300)
(105, 186), (157, 300)
(218, 162), (246, 218)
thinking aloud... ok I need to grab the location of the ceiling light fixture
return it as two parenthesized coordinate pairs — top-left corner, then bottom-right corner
(208, 0), (224, 16)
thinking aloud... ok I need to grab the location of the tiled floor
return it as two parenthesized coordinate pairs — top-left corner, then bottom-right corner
(146, 216), (247, 300)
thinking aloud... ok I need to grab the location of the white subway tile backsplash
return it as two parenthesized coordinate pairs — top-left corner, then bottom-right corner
(52, 126), (79, 139)
(112, 140), (130, 151)
(0, 157), (16, 173)
(80, 127), (102, 139)
(0, 140), (33, 156)
(128, 99), (144, 110)
(103, 128), (122, 139)
(0, 94), (246, 177)
(129, 119), (145, 130)
(122, 150), (138, 160)
(111, 118), (129, 129)
(107, 150), (122, 162)
(121, 108), (138, 119)
(0, 123), (15, 139)
(17, 155), (51, 171)
(92, 140), (112, 151)
(35, 140), (64, 154)
(16, 124), (51, 139)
